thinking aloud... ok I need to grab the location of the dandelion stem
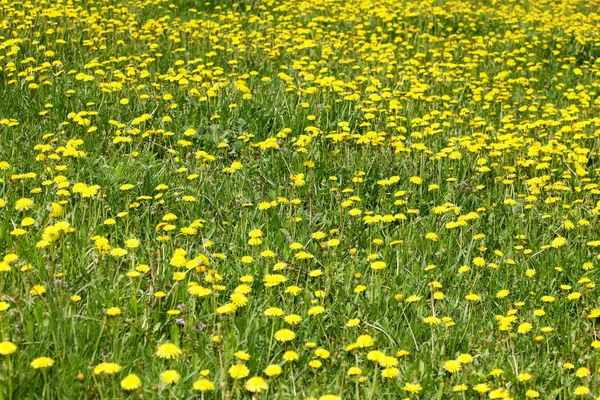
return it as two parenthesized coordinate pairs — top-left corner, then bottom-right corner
(7, 355), (12, 400)
(267, 319), (275, 362)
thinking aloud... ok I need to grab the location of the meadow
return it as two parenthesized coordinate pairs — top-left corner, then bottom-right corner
(1, 0), (600, 398)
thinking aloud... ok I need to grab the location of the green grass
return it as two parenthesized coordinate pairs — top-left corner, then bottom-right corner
(1, 0), (600, 398)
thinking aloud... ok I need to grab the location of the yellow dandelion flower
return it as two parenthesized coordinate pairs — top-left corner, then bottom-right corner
(229, 363), (250, 379)
(30, 357), (54, 369)
(193, 378), (215, 392)
(244, 376), (268, 393)
(160, 370), (181, 384)
(0, 341), (17, 355)
(156, 343), (182, 359)
(120, 374), (141, 391)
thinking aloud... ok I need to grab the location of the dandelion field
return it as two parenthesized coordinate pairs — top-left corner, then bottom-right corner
(1, 0), (600, 398)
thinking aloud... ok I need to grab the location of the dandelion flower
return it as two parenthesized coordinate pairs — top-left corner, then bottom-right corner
(93, 363), (123, 375)
(382, 367), (399, 378)
(425, 232), (438, 241)
(574, 386), (590, 396)
(518, 373), (532, 381)
(355, 334), (374, 348)
(245, 376), (268, 393)
(234, 351), (251, 361)
(284, 314), (302, 325)
(443, 360), (461, 373)
(518, 322), (532, 334)
(106, 307), (121, 316)
(448, 383), (466, 392)
(30, 357), (54, 369)
(264, 364), (282, 377)
(193, 378), (215, 391)
(229, 363), (250, 379)
(274, 329), (296, 342)
(283, 351), (299, 362)
(308, 306), (325, 316)
(120, 374), (141, 391)
(0, 341), (17, 355)
(125, 238), (140, 248)
(160, 370), (181, 384)
(30, 285), (46, 296)
(370, 261), (386, 270)
(473, 383), (490, 393)
(156, 343), (182, 359)
(457, 353), (473, 364)
(551, 236), (567, 248)
(15, 198), (34, 211)
(402, 382), (422, 394)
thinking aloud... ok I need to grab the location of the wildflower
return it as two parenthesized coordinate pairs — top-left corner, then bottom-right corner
(355, 335), (374, 348)
(120, 374), (141, 390)
(229, 363), (250, 379)
(551, 237), (567, 248)
(30, 285), (46, 296)
(106, 307), (122, 316)
(193, 378), (215, 391)
(402, 382), (422, 394)
(216, 303), (237, 314)
(125, 238), (140, 248)
(274, 329), (296, 342)
(110, 248), (128, 257)
(473, 383), (490, 393)
(425, 232), (438, 241)
(423, 316), (441, 325)
(574, 386), (590, 396)
(489, 388), (509, 398)
(231, 350), (249, 360)
(454, 384), (468, 392)
(405, 295), (421, 303)
(308, 306), (325, 316)
(93, 363), (123, 375)
(264, 307), (284, 317)
(518, 323), (532, 334)
(15, 198), (34, 211)
(370, 261), (386, 270)
(0, 341), (17, 355)
(319, 396), (341, 400)
(264, 364), (282, 377)
(382, 367), (400, 378)
(443, 360), (461, 373)
(518, 373), (532, 381)
(465, 294), (481, 301)
(283, 351), (299, 361)
(457, 353), (473, 364)
(156, 343), (182, 359)
(245, 376), (268, 393)
(264, 274), (287, 287)
(160, 370), (181, 384)
(284, 314), (302, 325)
(30, 357), (54, 369)
(21, 217), (35, 226)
